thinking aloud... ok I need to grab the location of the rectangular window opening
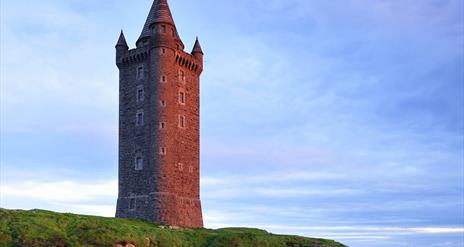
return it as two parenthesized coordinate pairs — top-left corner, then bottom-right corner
(135, 157), (144, 170)
(137, 88), (144, 102)
(137, 66), (144, 80)
(179, 115), (185, 128)
(136, 111), (144, 126)
(129, 198), (136, 210)
(179, 91), (185, 104)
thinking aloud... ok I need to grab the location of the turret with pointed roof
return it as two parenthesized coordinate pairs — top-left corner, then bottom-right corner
(136, 0), (184, 49)
(192, 37), (203, 55)
(116, 30), (128, 48)
(115, 30), (128, 65)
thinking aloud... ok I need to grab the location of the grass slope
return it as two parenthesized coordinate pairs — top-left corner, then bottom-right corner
(0, 208), (346, 247)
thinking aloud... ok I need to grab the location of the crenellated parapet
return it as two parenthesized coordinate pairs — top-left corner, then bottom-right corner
(119, 48), (149, 65)
(175, 51), (202, 73)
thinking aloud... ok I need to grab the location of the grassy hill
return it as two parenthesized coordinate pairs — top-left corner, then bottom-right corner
(0, 208), (346, 247)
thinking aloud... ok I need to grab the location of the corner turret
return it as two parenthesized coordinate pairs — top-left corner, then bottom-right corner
(191, 37), (203, 73)
(192, 37), (203, 59)
(116, 30), (129, 65)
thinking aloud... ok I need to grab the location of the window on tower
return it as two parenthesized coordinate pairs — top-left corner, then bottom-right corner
(159, 122), (166, 129)
(179, 115), (185, 128)
(137, 66), (144, 80)
(135, 155), (144, 170)
(162, 25), (167, 33)
(136, 110), (144, 126)
(178, 163), (184, 171)
(129, 198), (136, 210)
(136, 86), (144, 103)
(179, 70), (185, 82)
(159, 147), (167, 156)
(179, 91), (185, 104)
(160, 75), (167, 83)
(160, 100), (166, 107)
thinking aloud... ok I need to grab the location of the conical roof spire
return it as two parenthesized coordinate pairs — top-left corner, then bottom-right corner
(116, 30), (128, 47)
(138, 0), (181, 43)
(192, 37), (203, 54)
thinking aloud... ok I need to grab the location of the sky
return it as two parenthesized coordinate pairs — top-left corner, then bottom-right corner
(1, 0), (463, 246)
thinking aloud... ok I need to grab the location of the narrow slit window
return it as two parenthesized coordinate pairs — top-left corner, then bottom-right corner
(179, 115), (185, 128)
(135, 156), (144, 170)
(160, 100), (166, 107)
(159, 122), (166, 129)
(162, 25), (166, 33)
(178, 163), (184, 171)
(129, 198), (136, 210)
(159, 147), (166, 156)
(137, 66), (144, 80)
(179, 91), (185, 104)
(161, 75), (167, 83)
(179, 70), (185, 82)
(136, 87), (144, 102)
(136, 110), (144, 126)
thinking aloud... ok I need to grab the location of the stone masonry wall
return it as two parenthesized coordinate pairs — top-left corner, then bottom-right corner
(116, 40), (203, 228)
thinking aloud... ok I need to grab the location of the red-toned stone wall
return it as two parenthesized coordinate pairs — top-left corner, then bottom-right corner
(156, 48), (203, 228)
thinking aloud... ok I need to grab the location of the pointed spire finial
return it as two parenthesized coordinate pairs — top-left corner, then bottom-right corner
(192, 37), (203, 55)
(116, 30), (128, 48)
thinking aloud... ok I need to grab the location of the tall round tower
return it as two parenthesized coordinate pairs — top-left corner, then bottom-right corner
(115, 0), (204, 228)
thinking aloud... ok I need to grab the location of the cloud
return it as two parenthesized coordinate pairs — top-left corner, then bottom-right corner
(1, 177), (117, 217)
(2, 180), (117, 203)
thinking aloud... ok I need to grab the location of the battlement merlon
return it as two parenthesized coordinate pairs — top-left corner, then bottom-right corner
(115, 39), (203, 75)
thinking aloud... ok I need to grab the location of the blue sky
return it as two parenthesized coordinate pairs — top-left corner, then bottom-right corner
(1, 0), (463, 246)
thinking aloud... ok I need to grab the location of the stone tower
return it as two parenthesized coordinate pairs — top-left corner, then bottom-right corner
(115, 0), (203, 228)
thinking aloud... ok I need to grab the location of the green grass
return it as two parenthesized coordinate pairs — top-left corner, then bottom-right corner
(0, 208), (347, 247)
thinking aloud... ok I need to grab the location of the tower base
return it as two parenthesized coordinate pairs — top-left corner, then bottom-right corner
(116, 192), (203, 228)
